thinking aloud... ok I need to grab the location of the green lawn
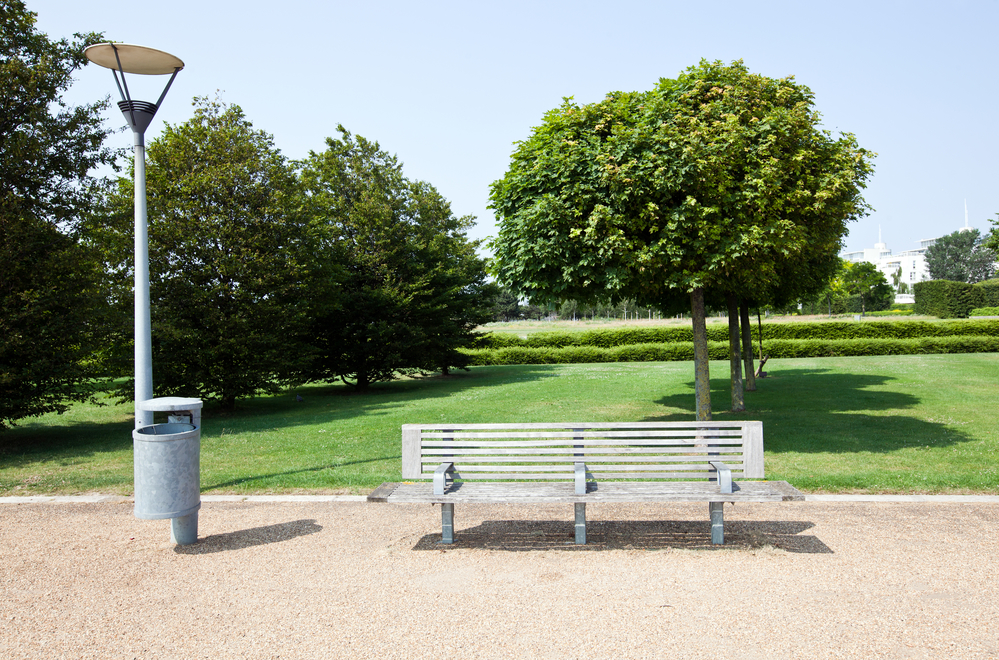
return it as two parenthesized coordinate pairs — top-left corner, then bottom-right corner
(1, 353), (996, 495)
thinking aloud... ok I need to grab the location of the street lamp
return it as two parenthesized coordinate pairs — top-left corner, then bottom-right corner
(84, 43), (183, 429)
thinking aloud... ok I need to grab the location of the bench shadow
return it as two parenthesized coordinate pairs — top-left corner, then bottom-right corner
(173, 519), (322, 555)
(410, 519), (831, 553)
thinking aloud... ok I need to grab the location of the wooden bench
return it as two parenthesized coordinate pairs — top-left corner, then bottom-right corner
(372, 422), (803, 545)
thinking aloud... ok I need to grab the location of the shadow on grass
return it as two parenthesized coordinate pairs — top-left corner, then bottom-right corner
(648, 367), (976, 453)
(174, 519), (322, 555)
(410, 519), (831, 553)
(203, 455), (400, 490)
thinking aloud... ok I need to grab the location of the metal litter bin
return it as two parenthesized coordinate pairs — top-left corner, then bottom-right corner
(133, 397), (203, 545)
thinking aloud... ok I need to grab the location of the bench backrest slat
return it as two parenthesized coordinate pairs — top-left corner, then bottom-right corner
(402, 422), (765, 482)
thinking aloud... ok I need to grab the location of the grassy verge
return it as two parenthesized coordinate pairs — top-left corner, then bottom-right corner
(1, 354), (996, 495)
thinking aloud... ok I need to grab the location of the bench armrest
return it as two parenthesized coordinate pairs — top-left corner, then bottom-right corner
(433, 462), (455, 495)
(574, 462), (587, 495)
(709, 461), (733, 494)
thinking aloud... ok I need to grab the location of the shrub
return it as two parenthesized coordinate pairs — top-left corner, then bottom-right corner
(476, 319), (999, 351)
(970, 307), (999, 317)
(976, 279), (999, 307)
(914, 280), (984, 318)
(867, 309), (914, 317)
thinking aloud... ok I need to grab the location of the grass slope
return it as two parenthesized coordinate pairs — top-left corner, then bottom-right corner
(1, 354), (996, 495)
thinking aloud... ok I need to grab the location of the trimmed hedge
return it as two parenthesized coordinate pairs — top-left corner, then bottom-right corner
(476, 319), (999, 350)
(866, 309), (914, 317)
(461, 335), (999, 366)
(978, 279), (999, 307)
(971, 307), (999, 316)
(914, 280), (984, 318)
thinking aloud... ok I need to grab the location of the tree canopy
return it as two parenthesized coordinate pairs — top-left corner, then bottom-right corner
(0, 2), (115, 428)
(300, 128), (493, 388)
(925, 229), (998, 284)
(839, 261), (893, 315)
(489, 60), (874, 418)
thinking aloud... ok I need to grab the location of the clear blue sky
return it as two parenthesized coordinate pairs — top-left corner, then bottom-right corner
(31, 0), (999, 255)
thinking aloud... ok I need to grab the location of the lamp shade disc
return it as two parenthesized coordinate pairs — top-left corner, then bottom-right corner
(85, 43), (184, 75)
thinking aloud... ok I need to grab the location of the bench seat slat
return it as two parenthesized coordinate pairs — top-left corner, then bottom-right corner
(419, 472), (736, 480)
(420, 455), (745, 464)
(421, 447), (744, 456)
(386, 481), (804, 503)
(421, 439), (746, 448)
(420, 430), (748, 439)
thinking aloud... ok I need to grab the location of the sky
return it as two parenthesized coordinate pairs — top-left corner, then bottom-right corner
(30, 0), (999, 256)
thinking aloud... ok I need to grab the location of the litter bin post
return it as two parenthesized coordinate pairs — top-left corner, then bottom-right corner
(134, 397), (203, 545)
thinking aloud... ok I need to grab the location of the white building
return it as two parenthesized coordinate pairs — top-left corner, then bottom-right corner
(841, 233), (936, 296)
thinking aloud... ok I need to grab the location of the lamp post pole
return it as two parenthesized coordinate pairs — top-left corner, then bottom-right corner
(134, 128), (153, 428)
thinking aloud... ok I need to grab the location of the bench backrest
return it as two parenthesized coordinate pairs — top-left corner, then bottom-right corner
(401, 422), (764, 482)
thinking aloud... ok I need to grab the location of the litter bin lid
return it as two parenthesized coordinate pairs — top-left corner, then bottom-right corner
(138, 397), (203, 412)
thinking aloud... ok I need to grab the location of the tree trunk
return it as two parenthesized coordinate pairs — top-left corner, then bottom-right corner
(740, 299), (756, 392)
(727, 295), (745, 412)
(690, 288), (711, 421)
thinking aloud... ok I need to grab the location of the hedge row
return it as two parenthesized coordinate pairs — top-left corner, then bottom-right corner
(461, 336), (999, 366)
(914, 280), (981, 318)
(971, 307), (999, 316)
(475, 320), (999, 349)
(979, 280), (999, 307)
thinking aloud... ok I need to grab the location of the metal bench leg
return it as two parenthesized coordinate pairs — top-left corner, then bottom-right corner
(709, 502), (724, 545)
(574, 503), (586, 544)
(441, 503), (454, 544)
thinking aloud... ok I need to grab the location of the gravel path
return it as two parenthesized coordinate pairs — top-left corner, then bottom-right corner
(2, 499), (997, 659)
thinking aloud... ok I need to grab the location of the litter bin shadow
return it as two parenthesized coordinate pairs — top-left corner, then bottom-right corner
(174, 519), (322, 554)
(412, 519), (831, 553)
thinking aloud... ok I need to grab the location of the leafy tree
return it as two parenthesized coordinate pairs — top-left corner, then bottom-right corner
(300, 128), (493, 389)
(984, 213), (999, 253)
(840, 261), (893, 316)
(925, 229), (998, 284)
(0, 3), (116, 428)
(490, 60), (873, 419)
(98, 98), (312, 411)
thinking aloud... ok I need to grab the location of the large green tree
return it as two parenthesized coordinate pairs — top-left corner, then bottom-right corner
(300, 128), (493, 389)
(0, 2), (115, 428)
(490, 60), (873, 419)
(98, 98), (312, 410)
(925, 228), (997, 284)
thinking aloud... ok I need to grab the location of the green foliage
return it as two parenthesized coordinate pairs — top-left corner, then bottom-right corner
(970, 307), (999, 316)
(976, 279), (999, 307)
(984, 213), (999, 252)
(98, 98), (312, 411)
(924, 229), (998, 284)
(839, 261), (893, 314)
(489, 60), (874, 309)
(0, 2), (116, 428)
(474, 319), (999, 351)
(865, 309), (914, 317)
(913, 280), (985, 319)
(0, 217), (111, 428)
(299, 127), (493, 388)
